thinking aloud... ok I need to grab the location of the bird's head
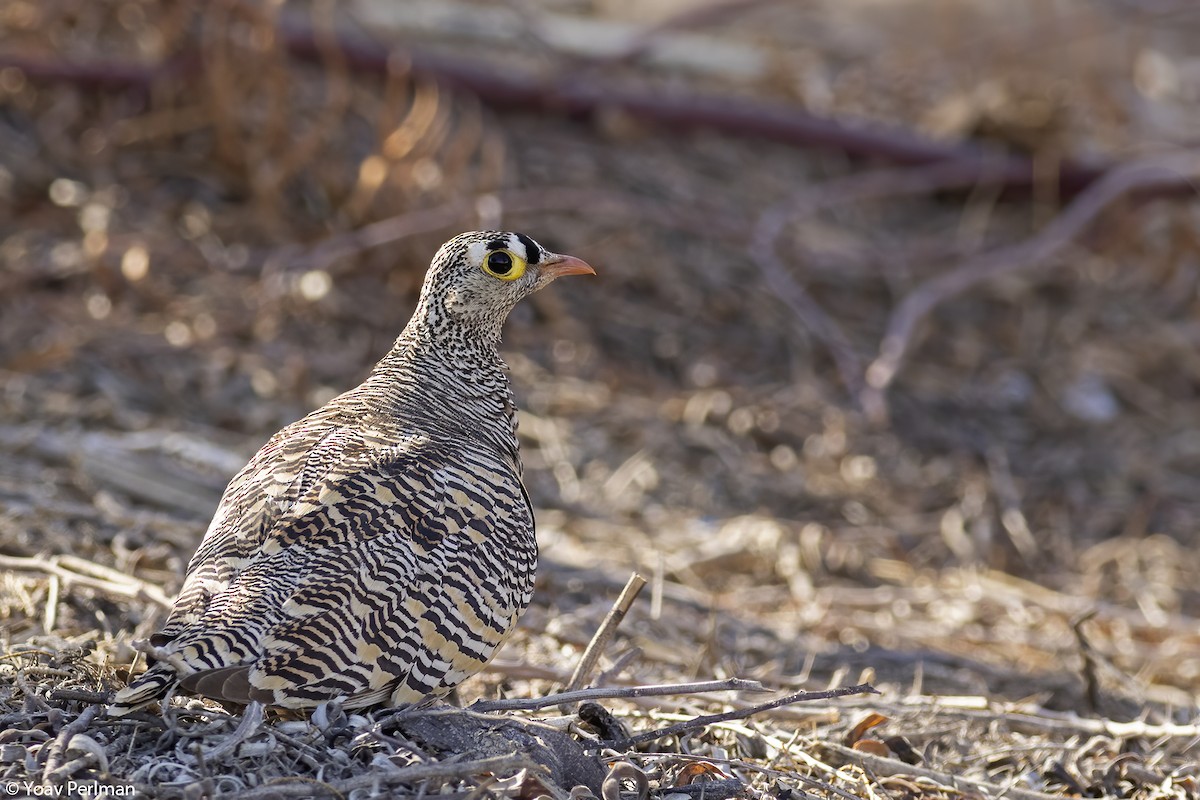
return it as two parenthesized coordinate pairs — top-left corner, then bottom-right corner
(413, 231), (595, 343)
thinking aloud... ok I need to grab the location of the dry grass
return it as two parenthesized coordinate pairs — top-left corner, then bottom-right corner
(2, 0), (1200, 797)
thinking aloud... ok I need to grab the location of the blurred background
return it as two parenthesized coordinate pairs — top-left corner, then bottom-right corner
(2, 0), (1200, 793)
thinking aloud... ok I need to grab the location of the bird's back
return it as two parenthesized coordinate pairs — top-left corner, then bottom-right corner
(112, 360), (536, 711)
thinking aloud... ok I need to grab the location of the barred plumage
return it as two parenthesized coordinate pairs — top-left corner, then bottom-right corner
(109, 231), (594, 714)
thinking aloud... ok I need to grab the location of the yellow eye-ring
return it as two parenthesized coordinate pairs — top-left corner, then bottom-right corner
(482, 249), (527, 282)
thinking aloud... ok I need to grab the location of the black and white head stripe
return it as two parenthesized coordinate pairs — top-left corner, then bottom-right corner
(514, 233), (542, 265)
(486, 233), (542, 265)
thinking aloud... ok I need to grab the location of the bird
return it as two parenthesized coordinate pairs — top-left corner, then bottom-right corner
(108, 231), (594, 715)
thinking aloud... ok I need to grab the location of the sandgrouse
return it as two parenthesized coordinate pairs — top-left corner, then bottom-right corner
(109, 231), (594, 714)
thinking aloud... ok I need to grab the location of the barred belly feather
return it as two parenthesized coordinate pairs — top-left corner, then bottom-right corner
(108, 231), (592, 715)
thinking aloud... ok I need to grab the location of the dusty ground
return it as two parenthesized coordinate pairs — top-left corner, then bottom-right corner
(1, 1), (1199, 798)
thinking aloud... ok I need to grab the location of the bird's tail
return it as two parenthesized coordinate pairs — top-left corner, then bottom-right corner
(107, 662), (177, 717)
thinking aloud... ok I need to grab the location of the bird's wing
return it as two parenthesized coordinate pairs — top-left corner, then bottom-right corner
(152, 410), (365, 646)
(166, 436), (536, 709)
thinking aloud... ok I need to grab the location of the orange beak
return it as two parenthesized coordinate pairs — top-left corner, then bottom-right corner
(539, 253), (596, 279)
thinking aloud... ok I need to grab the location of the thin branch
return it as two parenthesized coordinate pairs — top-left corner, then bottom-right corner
(1071, 611), (1103, 715)
(750, 208), (868, 417)
(0, 52), (196, 91)
(40, 705), (102, 790)
(825, 694), (1200, 739)
(336, 753), (542, 791)
(284, 23), (1070, 189)
(49, 689), (113, 704)
(648, 778), (743, 800)
(235, 754), (541, 800)
(43, 574), (60, 633)
(750, 158), (1017, 417)
(590, 683), (879, 751)
(11, 15), (1193, 203)
(815, 739), (1066, 800)
(0, 554), (173, 609)
(865, 151), (1200, 399)
(563, 573), (647, 698)
(471, 677), (768, 714)
(200, 701), (265, 762)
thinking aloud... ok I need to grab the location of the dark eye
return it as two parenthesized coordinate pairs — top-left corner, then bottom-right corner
(486, 251), (513, 275)
(482, 249), (527, 281)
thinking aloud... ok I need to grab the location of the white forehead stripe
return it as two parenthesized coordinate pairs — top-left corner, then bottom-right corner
(467, 239), (488, 266)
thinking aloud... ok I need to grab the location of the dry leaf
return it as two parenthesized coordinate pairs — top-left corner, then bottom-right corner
(851, 739), (892, 757)
(673, 761), (726, 787)
(846, 712), (889, 745)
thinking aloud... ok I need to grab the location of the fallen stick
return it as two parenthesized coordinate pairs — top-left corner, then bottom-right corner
(198, 701), (266, 762)
(0, 554), (172, 609)
(39, 705), (102, 792)
(591, 682), (878, 751)
(5, 14), (1182, 203)
(864, 151), (1200, 405)
(470, 677), (768, 714)
(234, 753), (541, 800)
(749, 158), (1035, 418)
(563, 573), (647, 698)
(281, 20), (1107, 199)
(816, 739), (1065, 800)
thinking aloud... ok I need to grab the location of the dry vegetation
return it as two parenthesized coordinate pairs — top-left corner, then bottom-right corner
(2, 0), (1200, 798)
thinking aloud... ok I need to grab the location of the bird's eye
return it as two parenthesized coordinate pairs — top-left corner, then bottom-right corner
(488, 252), (512, 274)
(482, 249), (526, 281)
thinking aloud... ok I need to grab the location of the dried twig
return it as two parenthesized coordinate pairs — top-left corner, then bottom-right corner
(200, 701), (265, 762)
(233, 753), (540, 800)
(10, 15), (1195, 206)
(829, 694), (1200, 739)
(1071, 611), (1103, 714)
(471, 678), (767, 714)
(749, 158), (1029, 417)
(357, 0), (768, 81)
(225, 781), (335, 800)
(280, 24), (1111, 197)
(49, 689), (113, 704)
(339, 753), (542, 792)
(865, 152), (1200, 406)
(0, 555), (172, 609)
(43, 575), (61, 634)
(816, 739), (1066, 800)
(0, 51), (196, 91)
(592, 683), (878, 751)
(40, 705), (101, 790)
(563, 573), (647, 698)
(750, 207), (867, 416)
(984, 445), (1037, 561)
(1000, 711), (1200, 740)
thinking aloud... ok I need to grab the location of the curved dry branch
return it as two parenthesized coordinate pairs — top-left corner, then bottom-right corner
(750, 158), (1021, 417)
(591, 682), (879, 751)
(864, 152), (1200, 408)
(471, 677), (767, 714)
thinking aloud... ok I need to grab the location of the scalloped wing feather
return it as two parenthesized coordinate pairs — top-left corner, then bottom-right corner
(111, 427), (535, 715)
